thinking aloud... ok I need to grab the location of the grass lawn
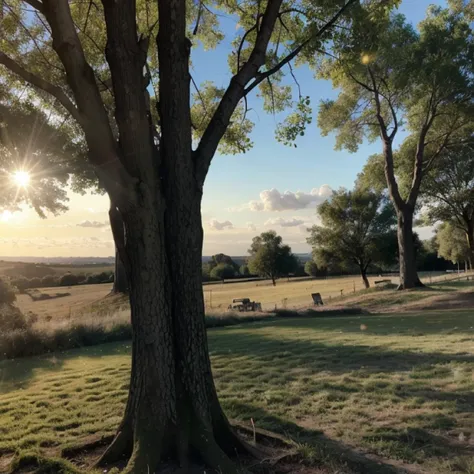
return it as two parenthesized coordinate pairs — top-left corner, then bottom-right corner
(15, 273), (470, 323)
(2, 311), (474, 473)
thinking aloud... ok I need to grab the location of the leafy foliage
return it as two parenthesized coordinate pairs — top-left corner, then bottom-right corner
(436, 222), (471, 264)
(422, 143), (474, 236)
(0, 277), (16, 304)
(307, 189), (397, 285)
(317, 4), (474, 205)
(304, 260), (319, 277)
(210, 263), (236, 280)
(248, 230), (298, 284)
(239, 264), (250, 276)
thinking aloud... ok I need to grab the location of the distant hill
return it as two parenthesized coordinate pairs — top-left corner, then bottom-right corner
(0, 253), (312, 266)
(0, 256), (115, 265)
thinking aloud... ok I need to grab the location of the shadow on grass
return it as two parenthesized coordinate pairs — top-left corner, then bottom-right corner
(229, 401), (405, 473)
(239, 311), (474, 336)
(0, 341), (130, 393)
(209, 322), (474, 376)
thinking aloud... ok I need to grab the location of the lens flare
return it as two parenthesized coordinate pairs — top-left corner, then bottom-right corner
(13, 171), (30, 187)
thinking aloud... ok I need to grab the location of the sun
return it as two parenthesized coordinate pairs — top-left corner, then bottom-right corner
(13, 170), (31, 187)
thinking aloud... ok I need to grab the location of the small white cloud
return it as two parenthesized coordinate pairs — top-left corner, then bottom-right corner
(232, 185), (333, 212)
(249, 201), (265, 211)
(246, 222), (257, 231)
(265, 217), (306, 227)
(209, 219), (233, 231)
(77, 220), (108, 228)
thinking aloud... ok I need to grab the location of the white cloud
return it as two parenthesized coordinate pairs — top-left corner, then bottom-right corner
(77, 220), (109, 228)
(246, 222), (257, 231)
(209, 219), (233, 231)
(233, 185), (333, 212)
(264, 217), (306, 227)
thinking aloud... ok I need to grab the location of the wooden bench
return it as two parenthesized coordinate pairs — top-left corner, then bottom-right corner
(311, 293), (324, 306)
(374, 279), (392, 286)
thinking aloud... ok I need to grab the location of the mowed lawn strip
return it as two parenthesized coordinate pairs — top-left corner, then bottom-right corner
(2, 312), (474, 473)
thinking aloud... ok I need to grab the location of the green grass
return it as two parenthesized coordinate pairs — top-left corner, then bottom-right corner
(2, 311), (474, 472)
(330, 279), (474, 312)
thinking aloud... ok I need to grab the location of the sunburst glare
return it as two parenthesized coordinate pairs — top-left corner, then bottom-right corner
(13, 170), (31, 188)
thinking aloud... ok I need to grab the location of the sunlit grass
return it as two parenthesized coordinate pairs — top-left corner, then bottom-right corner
(2, 311), (474, 472)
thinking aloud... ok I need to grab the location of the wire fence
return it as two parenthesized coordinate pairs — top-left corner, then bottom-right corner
(203, 271), (474, 313)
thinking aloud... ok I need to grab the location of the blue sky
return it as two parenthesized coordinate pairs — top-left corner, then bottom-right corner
(0, 0), (447, 258)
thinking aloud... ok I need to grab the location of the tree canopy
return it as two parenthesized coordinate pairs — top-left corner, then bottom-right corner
(436, 221), (471, 266)
(315, 4), (474, 288)
(307, 188), (396, 287)
(210, 263), (236, 280)
(248, 230), (298, 285)
(304, 260), (319, 277)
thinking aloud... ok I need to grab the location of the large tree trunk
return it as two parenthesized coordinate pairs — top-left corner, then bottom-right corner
(98, 191), (249, 473)
(96, 0), (252, 470)
(397, 208), (423, 290)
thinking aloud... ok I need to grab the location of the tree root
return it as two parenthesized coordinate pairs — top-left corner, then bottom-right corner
(192, 425), (250, 474)
(95, 424), (133, 467)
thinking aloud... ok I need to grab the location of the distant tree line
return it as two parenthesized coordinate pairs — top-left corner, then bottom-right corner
(10, 271), (114, 292)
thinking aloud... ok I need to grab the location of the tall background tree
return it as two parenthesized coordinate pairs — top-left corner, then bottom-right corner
(307, 188), (396, 288)
(248, 230), (298, 285)
(316, 5), (474, 289)
(422, 143), (474, 269)
(0, 0), (370, 471)
(436, 221), (472, 269)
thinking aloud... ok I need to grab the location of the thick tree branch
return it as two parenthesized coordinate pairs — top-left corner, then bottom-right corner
(194, 0), (284, 185)
(101, 0), (155, 180)
(195, 0), (356, 186)
(23, 0), (44, 13)
(246, 0), (356, 95)
(0, 51), (82, 125)
(40, 0), (132, 203)
(366, 67), (404, 210)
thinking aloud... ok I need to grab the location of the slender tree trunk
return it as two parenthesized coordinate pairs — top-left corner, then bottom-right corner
(359, 263), (370, 289)
(113, 249), (128, 293)
(466, 225), (474, 273)
(397, 208), (424, 290)
(109, 203), (128, 294)
(272, 275), (276, 286)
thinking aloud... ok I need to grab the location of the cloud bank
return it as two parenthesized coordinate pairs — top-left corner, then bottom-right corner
(77, 220), (109, 228)
(234, 185), (333, 212)
(264, 217), (306, 227)
(209, 219), (233, 231)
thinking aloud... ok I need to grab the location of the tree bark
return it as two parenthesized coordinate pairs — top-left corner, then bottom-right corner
(359, 263), (370, 289)
(465, 223), (474, 273)
(98, 188), (249, 473)
(397, 209), (424, 290)
(109, 204), (128, 294)
(113, 249), (128, 294)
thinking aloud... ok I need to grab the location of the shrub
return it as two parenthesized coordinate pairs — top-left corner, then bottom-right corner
(0, 278), (16, 304)
(29, 277), (43, 288)
(59, 273), (81, 287)
(304, 260), (319, 277)
(76, 273), (87, 284)
(0, 304), (28, 331)
(85, 275), (99, 285)
(41, 275), (59, 287)
(210, 263), (235, 280)
(239, 265), (250, 276)
(11, 276), (30, 292)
